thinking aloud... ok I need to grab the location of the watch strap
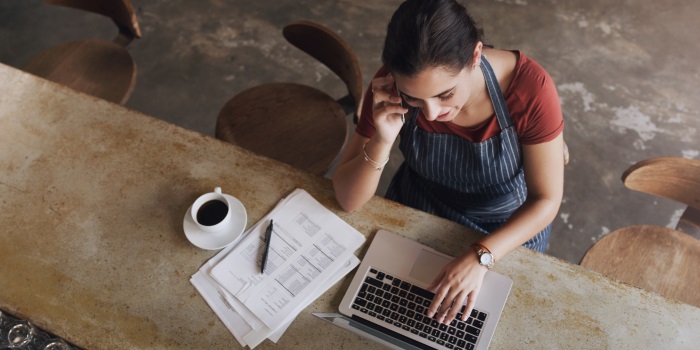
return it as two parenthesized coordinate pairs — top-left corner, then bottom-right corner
(472, 243), (492, 256)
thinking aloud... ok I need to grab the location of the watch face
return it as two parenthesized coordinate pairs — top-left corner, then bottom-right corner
(480, 253), (494, 266)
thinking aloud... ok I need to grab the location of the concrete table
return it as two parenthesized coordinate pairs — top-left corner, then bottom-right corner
(0, 63), (698, 349)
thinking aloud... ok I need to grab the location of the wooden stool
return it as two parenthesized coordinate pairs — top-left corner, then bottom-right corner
(215, 20), (362, 176)
(216, 83), (348, 176)
(22, 0), (141, 105)
(581, 157), (700, 307)
(623, 157), (700, 236)
(580, 225), (700, 307)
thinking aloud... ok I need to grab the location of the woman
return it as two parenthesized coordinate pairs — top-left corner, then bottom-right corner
(332, 0), (564, 326)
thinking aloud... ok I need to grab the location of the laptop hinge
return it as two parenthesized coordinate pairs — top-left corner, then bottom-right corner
(349, 314), (433, 350)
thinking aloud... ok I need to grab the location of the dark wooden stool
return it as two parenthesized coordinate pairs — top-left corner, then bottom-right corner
(215, 20), (363, 176)
(22, 0), (141, 105)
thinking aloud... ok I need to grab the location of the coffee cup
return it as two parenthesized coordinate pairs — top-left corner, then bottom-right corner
(191, 187), (233, 233)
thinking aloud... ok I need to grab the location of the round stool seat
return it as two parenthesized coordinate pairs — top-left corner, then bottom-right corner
(216, 82), (348, 176)
(22, 39), (137, 105)
(580, 225), (700, 307)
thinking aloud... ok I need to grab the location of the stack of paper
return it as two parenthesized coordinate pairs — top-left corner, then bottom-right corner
(190, 189), (365, 348)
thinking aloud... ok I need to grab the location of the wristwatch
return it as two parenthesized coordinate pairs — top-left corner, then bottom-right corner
(472, 243), (495, 269)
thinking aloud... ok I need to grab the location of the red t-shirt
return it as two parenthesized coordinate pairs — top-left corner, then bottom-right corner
(356, 51), (563, 145)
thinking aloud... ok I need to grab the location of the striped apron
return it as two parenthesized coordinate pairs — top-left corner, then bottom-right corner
(385, 55), (551, 252)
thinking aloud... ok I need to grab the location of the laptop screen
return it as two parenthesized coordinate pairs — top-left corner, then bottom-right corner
(313, 312), (427, 350)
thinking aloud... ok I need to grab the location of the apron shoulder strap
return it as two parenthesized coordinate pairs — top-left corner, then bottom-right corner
(480, 55), (513, 129)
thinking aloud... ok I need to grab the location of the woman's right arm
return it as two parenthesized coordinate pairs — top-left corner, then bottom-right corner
(332, 134), (387, 212)
(333, 74), (408, 212)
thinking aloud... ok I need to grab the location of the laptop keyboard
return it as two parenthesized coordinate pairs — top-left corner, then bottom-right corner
(351, 267), (488, 350)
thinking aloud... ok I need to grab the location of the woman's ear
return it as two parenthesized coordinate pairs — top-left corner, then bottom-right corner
(472, 41), (484, 67)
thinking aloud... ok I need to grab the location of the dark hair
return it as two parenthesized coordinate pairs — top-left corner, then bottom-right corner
(382, 0), (485, 76)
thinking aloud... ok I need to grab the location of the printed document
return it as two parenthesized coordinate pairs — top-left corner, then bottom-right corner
(191, 188), (365, 348)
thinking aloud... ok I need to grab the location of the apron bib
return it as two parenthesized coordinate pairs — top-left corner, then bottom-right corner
(385, 55), (551, 252)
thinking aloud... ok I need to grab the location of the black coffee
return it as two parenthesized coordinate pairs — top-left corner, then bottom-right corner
(196, 200), (228, 226)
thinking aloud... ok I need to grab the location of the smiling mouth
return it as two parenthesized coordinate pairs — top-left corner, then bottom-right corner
(436, 111), (451, 120)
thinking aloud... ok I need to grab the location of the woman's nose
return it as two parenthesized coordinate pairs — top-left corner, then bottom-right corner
(422, 100), (440, 121)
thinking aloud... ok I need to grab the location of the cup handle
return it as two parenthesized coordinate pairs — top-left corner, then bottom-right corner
(214, 187), (222, 194)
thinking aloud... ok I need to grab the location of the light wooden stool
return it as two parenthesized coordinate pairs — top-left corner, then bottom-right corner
(580, 225), (700, 307)
(581, 157), (700, 307)
(622, 157), (700, 236)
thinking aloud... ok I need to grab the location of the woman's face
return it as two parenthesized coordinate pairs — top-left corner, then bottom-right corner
(394, 65), (477, 123)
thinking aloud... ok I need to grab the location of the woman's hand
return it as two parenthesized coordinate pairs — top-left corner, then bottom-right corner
(370, 74), (408, 145)
(426, 250), (488, 325)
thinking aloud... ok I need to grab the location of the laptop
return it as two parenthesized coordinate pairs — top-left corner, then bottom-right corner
(314, 229), (512, 350)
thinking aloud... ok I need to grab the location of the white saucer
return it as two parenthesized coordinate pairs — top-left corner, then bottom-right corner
(183, 194), (247, 250)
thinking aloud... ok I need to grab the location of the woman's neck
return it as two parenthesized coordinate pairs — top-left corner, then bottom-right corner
(452, 69), (492, 128)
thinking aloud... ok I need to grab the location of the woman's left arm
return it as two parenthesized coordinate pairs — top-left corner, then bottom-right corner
(480, 132), (565, 257)
(427, 132), (565, 324)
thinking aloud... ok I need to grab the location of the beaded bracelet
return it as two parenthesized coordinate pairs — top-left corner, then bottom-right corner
(363, 143), (390, 171)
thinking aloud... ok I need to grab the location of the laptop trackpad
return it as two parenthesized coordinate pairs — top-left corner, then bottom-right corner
(409, 249), (451, 285)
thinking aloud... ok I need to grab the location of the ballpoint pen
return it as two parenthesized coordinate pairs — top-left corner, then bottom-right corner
(261, 219), (273, 274)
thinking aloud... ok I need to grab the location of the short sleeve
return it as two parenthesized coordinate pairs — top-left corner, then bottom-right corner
(509, 54), (564, 145)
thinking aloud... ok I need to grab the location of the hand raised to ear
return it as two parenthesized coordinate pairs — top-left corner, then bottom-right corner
(370, 73), (408, 145)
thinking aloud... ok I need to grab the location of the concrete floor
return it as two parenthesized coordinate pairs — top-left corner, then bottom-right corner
(1, 0), (698, 265)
